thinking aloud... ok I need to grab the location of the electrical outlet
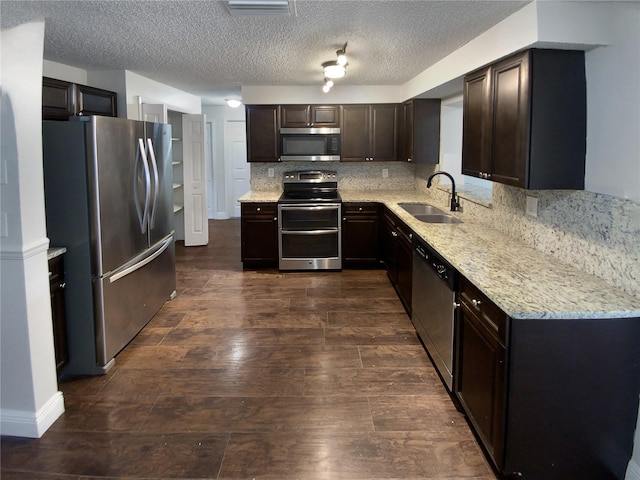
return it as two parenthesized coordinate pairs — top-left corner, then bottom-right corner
(526, 195), (539, 217)
(382, 168), (389, 178)
(268, 168), (275, 178)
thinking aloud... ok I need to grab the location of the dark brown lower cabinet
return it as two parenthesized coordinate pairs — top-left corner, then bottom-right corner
(342, 203), (379, 268)
(380, 207), (412, 314)
(456, 278), (507, 469)
(48, 255), (69, 371)
(455, 276), (640, 480)
(241, 202), (278, 267)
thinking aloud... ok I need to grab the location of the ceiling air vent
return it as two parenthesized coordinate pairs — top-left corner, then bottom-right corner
(225, 0), (294, 16)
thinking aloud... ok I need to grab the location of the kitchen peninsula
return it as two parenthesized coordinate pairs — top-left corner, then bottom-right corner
(240, 188), (640, 479)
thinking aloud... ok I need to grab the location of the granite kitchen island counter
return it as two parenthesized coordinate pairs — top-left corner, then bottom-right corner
(239, 189), (640, 320)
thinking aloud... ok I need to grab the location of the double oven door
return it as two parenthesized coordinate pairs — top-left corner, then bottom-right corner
(278, 203), (342, 270)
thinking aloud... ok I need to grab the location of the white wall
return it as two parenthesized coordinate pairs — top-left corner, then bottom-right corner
(241, 85), (402, 105)
(438, 95), (465, 187)
(124, 71), (201, 120)
(583, 2), (640, 201)
(43, 60), (87, 84)
(0, 21), (64, 438)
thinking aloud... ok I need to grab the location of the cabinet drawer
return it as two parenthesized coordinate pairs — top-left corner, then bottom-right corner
(459, 278), (508, 345)
(241, 202), (278, 217)
(48, 255), (63, 286)
(343, 203), (379, 216)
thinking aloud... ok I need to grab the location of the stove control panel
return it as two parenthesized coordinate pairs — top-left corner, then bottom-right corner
(283, 170), (337, 183)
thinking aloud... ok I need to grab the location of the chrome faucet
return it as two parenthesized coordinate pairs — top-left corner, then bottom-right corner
(427, 171), (460, 212)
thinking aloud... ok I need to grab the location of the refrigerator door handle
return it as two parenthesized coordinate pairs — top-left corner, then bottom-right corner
(146, 138), (160, 229)
(108, 234), (173, 283)
(134, 138), (151, 233)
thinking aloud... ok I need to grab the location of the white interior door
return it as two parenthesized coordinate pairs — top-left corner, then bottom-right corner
(141, 103), (168, 124)
(182, 114), (208, 246)
(205, 121), (215, 219)
(224, 119), (249, 218)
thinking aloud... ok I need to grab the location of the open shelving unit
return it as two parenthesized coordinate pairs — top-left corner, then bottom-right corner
(168, 110), (185, 241)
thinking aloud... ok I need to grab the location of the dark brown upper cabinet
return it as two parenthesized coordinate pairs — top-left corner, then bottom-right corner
(75, 84), (118, 118)
(341, 104), (399, 162)
(42, 77), (117, 120)
(42, 77), (75, 120)
(280, 105), (340, 128)
(462, 49), (586, 189)
(246, 105), (280, 162)
(400, 99), (441, 164)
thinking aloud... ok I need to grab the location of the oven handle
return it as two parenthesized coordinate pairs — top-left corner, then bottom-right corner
(280, 229), (339, 235)
(279, 205), (340, 212)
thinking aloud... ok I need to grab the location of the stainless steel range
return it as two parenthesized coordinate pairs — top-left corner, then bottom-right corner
(278, 170), (341, 270)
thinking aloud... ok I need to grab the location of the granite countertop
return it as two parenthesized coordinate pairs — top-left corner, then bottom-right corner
(238, 189), (640, 320)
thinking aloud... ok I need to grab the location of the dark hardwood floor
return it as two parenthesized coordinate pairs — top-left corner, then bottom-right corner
(1, 219), (496, 480)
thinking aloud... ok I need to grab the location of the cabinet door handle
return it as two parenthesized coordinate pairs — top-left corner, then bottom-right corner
(358, 207), (363, 211)
(343, 217), (346, 221)
(256, 207), (261, 212)
(273, 217), (278, 221)
(60, 282), (66, 289)
(472, 299), (482, 307)
(454, 301), (460, 308)
(391, 231), (398, 237)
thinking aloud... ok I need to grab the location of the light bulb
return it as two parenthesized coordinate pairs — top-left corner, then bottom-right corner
(322, 84), (331, 93)
(324, 79), (334, 88)
(337, 50), (347, 66)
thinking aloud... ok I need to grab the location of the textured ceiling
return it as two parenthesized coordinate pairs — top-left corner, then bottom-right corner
(1, 0), (529, 104)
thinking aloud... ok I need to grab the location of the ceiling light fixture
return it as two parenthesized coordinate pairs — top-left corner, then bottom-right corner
(323, 61), (346, 79)
(226, 99), (242, 108)
(321, 42), (348, 86)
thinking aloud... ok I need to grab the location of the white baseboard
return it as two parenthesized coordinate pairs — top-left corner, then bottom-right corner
(0, 391), (64, 438)
(627, 458), (640, 480)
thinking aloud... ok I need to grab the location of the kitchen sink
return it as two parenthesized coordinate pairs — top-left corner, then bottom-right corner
(413, 214), (462, 224)
(398, 203), (446, 215)
(398, 203), (462, 224)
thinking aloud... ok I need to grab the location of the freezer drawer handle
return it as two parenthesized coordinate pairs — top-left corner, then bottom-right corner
(109, 235), (173, 283)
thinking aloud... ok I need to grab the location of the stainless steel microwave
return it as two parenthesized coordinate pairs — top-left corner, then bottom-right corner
(279, 127), (340, 161)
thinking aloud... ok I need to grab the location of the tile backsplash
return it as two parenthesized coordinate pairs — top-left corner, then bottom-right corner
(251, 162), (416, 191)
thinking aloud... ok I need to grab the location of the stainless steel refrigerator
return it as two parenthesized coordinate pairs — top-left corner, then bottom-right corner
(43, 116), (176, 375)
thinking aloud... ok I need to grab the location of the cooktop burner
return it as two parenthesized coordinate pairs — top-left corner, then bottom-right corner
(278, 170), (341, 204)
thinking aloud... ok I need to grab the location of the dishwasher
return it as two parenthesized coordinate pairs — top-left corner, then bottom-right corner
(411, 237), (458, 391)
